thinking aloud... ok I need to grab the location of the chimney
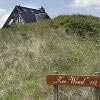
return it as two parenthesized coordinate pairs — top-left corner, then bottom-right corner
(39, 6), (45, 13)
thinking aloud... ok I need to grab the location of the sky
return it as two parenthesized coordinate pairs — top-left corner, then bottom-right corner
(0, 0), (100, 28)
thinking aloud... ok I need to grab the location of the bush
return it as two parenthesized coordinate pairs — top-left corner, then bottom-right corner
(65, 21), (98, 36)
(52, 15), (100, 37)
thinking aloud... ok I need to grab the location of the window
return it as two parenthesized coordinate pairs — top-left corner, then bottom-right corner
(8, 19), (13, 25)
(35, 13), (46, 22)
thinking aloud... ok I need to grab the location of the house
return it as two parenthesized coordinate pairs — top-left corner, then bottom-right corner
(2, 5), (50, 28)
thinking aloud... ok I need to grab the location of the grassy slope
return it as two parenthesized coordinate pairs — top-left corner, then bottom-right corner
(0, 15), (100, 100)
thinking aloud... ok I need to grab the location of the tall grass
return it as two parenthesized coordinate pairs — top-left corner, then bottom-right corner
(0, 15), (100, 100)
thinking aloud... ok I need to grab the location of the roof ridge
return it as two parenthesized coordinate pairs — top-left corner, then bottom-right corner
(16, 5), (38, 10)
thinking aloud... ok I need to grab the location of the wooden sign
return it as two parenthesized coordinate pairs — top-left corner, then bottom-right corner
(47, 74), (100, 87)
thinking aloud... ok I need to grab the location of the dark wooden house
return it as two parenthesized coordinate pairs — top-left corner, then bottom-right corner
(2, 5), (50, 28)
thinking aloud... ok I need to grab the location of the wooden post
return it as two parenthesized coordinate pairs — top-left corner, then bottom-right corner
(94, 72), (100, 100)
(53, 71), (59, 100)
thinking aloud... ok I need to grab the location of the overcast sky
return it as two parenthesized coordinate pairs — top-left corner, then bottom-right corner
(0, 0), (100, 28)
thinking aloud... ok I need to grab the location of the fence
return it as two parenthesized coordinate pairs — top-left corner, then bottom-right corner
(47, 72), (100, 100)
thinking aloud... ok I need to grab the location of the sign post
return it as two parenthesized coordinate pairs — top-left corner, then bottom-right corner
(53, 71), (59, 100)
(47, 72), (100, 100)
(94, 72), (100, 100)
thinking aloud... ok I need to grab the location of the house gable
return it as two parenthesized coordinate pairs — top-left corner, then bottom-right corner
(14, 14), (25, 24)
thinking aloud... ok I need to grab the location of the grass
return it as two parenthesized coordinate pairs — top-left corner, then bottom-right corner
(0, 15), (100, 100)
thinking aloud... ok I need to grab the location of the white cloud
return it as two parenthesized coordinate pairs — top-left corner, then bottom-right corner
(0, 9), (6, 16)
(70, 0), (100, 9)
(0, 8), (9, 28)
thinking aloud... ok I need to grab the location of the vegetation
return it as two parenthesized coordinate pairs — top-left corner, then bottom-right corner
(0, 15), (100, 100)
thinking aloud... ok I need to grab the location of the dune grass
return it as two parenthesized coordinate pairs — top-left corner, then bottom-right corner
(0, 15), (100, 100)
